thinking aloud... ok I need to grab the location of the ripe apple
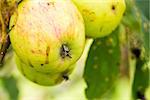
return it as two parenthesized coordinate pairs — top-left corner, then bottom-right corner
(72, 0), (126, 38)
(10, 0), (85, 74)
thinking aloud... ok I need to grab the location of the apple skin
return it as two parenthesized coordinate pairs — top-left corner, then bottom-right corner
(72, 0), (126, 38)
(15, 55), (64, 86)
(16, 55), (75, 86)
(10, 0), (85, 74)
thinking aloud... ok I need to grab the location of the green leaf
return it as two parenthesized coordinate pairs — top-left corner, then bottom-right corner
(132, 58), (149, 100)
(141, 15), (150, 58)
(135, 0), (149, 20)
(122, 0), (141, 32)
(121, 0), (150, 99)
(130, 4), (150, 100)
(2, 76), (19, 100)
(84, 28), (121, 99)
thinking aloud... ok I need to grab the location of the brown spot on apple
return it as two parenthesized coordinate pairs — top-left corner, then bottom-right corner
(112, 5), (116, 10)
(47, 2), (55, 7)
(45, 46), (50, 64)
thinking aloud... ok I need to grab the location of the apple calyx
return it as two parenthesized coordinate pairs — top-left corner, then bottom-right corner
(60, 44), (72, 59)
(62, 74), (69, 81)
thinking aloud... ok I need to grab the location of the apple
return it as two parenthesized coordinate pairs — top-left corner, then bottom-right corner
(72, 0), (126, 38)
(16, 55), (75, 86)
(16, 56), (64, 86)
(10, 0), (85, 74)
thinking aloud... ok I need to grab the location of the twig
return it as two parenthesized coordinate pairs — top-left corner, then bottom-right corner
(0, 0), (15, 66)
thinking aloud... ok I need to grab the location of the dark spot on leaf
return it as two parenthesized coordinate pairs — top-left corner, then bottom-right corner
(136, 91), (145, 100)
(41, 64), (44, 66)
(131, 48), (141, 58)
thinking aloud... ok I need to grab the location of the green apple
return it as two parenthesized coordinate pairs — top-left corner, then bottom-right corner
(10, 0), (85, 74)
(16, 55), (76, 86)
(72, 0), (126, 38)
(16, 55), (64, 86)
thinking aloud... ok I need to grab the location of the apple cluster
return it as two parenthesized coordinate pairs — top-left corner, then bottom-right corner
(9, 0), (125, 86)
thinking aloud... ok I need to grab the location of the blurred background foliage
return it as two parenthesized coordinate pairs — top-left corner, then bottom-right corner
(0, 0), (149, 100)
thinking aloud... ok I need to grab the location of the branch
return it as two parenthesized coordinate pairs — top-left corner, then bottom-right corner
(0, 0), (17, 67)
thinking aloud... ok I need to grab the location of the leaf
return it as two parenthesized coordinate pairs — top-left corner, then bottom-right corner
(141, 15), (150, 58)
(130, 3), (150, 100)
(135, 0), (149, 20)
(132, 58), (149, 100)
(121, 0), (150, 99)
(83, 27), (121, 99)
(122, 0), (141, 32)
(2, 76), (19, 100)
